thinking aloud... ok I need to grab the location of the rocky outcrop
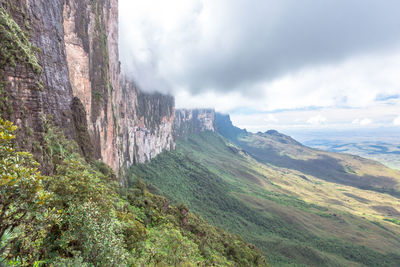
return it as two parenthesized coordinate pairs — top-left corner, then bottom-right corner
(174, 109), (216, 139)
(0, 0), (175, 178)
(63, 0), (175, 172)
(215, 113), (247, 141)
(118, 77), (175, 169)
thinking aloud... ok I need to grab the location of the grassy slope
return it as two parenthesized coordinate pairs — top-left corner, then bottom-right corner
(128, 132), (400, 267)
(235, 132), (400, 198)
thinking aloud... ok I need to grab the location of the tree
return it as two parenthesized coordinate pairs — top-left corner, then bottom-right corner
(0, 118), (50, 264)
(136, 223), (203, 265)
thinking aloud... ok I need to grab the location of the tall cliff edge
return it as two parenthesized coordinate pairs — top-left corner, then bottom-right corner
(0, 0), (174, 178)
(174, 109), (216, 139)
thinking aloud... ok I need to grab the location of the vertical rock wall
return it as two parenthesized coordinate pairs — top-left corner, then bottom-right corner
(119, 77), (175, 170)
(1, 0), (176, 178)
(63, 0), (120, 170)
(62, 0), (175, 172)
(0, 0), (75, 171)
(174, 109), (216, 139)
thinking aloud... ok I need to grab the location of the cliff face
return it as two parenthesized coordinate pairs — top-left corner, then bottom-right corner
(0, 0), (75, 171)
(119, 77), (175, 170)
(174, 109), (216, 139)
(0, 0), (175, 177)
(63, 0), (120, 170)
(215, 113), (247, 141)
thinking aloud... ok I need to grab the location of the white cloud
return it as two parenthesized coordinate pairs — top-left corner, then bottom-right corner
(175, 49), (400, 116)
(265, 114), (278, 123)
(307, 115), (327, 125)
(394, 116), (400, 126)
(352, 118), (373, 126)
(230, 105), (399, 133)
(360, 118), (372, 126)
(120, 0), (400, 130)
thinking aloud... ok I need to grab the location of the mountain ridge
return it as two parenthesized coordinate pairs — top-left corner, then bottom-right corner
(0, 0), (176, 180)
(214, 112), (400, 198)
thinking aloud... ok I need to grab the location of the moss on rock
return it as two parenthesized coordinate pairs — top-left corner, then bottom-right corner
(0, 6), (42, 74)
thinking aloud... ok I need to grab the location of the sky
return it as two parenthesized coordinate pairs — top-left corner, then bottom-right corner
(119, 0), (400, 132)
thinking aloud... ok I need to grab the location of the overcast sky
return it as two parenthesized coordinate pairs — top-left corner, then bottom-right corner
(119, 0), (400, 132)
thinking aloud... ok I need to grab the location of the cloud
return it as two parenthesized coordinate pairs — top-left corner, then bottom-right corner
(375, 94), (400, 102)
(230, 105), (400, 133)
(352, 118), (372, 126)
(265, 114), (278, 123)
(360, 119), (372, 126)
(307, 115), (327, 125)
(394, 116), (400, 126)
(120, 0), (400, 95)
(120, 0), (400, 130)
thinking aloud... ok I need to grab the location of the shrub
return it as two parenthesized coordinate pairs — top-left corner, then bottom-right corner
(60, 202), (128, 266)
(0, 118), (51, 265)
(136, 223), (203, 265)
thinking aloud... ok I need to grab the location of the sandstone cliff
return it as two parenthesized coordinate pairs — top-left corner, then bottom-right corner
(174, 109), (216, 139)
(0, 0), (76, 173)
(119, 77), (175, 170)
(0, 0), (175, 177)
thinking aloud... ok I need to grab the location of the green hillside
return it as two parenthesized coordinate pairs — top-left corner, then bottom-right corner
(216, 114), (400, 198)
(0, 118), (267, 266)
(128, 132), (400, 266)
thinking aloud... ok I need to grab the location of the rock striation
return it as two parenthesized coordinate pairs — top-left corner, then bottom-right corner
(63, 0), (121, 169)
(0, 0), (175, 178)
(174, 109), (216, 139)
(0, 0), (76, 170)
(118, 77), (175, 169)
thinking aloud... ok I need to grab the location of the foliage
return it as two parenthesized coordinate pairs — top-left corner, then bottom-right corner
(0, 118), (268, 266)
(135, 223), (203, 265)
(60, 202), (128, 266)
(0, 6), (42, 73)
(0, 118), (51, 265)
(51, 256), (91, 267)
(125, 179), (268, 266)
(41, 117), (80, 174)
(383, 218), (400, 226)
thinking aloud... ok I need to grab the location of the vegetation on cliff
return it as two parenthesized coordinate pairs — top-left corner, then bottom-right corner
(0, 118), (268, 266)
(0, 6), (41, 74)
(0, 5), (43, 120)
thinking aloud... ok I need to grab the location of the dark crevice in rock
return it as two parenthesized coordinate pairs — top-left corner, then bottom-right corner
(71, 96), (95, 161)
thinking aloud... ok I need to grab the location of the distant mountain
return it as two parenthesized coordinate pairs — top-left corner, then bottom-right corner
(129, 112), (400, 266)
(216, 113), (400, 198)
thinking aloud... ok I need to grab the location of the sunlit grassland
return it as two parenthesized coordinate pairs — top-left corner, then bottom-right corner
(129, 132), (400, 266)
(235, 132), (400, 198)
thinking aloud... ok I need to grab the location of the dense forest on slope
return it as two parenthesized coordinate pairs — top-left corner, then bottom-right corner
(129, 132), (400, 266)
(0, 118), (268, 266)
